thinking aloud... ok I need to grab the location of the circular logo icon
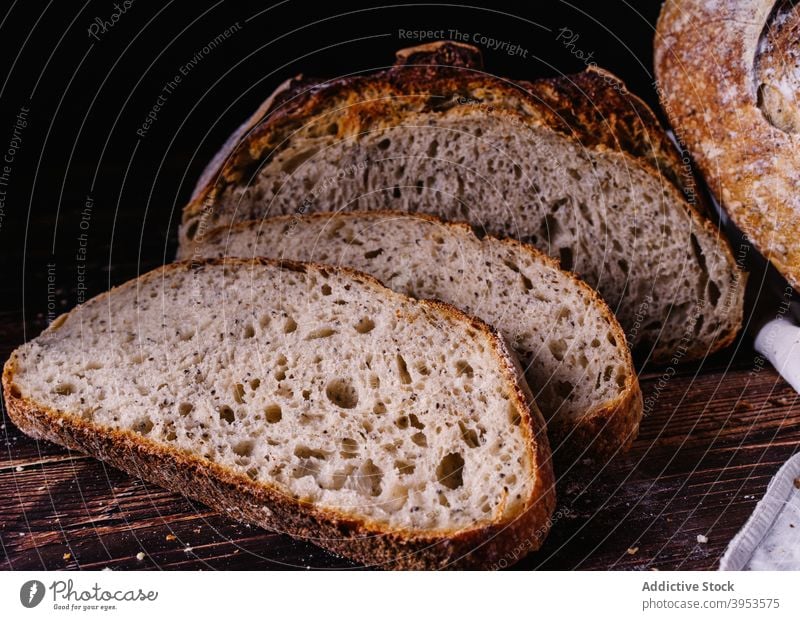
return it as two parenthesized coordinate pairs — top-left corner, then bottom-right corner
(20, 580), (45, 608)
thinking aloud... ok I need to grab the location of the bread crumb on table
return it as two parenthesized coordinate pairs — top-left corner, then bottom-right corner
(136, 552), (145, 561)
(697, 534), (708, 544)
(63, 552), (71, 560)
(165, 534), (176, 541)
(626, 546), (639, 555)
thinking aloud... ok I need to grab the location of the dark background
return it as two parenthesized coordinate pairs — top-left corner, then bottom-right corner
(9, 1), (795, 571)
(0, 0), (663, 331)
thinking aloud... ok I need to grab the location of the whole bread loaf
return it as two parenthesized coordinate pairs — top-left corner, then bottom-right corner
(180, 211), (642, 459)
(656, 0), (799, 289)
(3, 258), (555, 569)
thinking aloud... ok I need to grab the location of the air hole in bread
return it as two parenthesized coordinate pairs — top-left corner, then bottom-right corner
(373, 401), (387, 415)
(185, 220), (199, 241)
(395, 460), (415, 475)
(377, 138), (391, 150)
(427, 140), (439, 157)
(455, 360), (474, 378)
(179, 402), (193, 416)
(548, 338), (567, 361)
(283, 317), (297, 333)
(321, 284), (332, 296)
(364, 248), (383, 259)
(243, 323), (255, 338)
(395, 415), (409, 429)
(250, 378), (261, 390)
(458, 421), (481, 448)
(414, 361), (430, 376)
(133, 417), (154, 435)
(340, 437), (358, 458)
(306, 327), (337, 339)
(233, 440), (254, 457)
(411, 431), (428, 447)
(409, 413), (425, 429)
(53, 383), (75, 396)
(437, 452), (465, 490)
(326, 378), (358, 409)
(508, 403), (522, 426)
(355, 317), (375, 334)
(218, 405), (235, 424)
(357, 459), (383, 496)
(396, 354), (412, 384)
(233, 383), (245, 404)
(708, 281), (721, 306)
(265, 404), (282, 423)
(295, 445), (328, 460)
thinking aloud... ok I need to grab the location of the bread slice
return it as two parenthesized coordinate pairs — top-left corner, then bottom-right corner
(2, 258), (555, 569)
(180, 43), (744, 361)
(180, 41), (745, 363)
(655, 0), (800, 290)
(179, 211), (642, 458)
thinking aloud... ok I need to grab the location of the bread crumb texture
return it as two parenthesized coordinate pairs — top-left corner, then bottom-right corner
(9, 260), (536, 532)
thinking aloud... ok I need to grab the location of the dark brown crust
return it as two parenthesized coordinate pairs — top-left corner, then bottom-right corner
(655, 1), (800, 290)
(2, 257), (555, 570)
(180, 41), (743, 362)
(181, 210), (643, 460)
(185, 41), (706, 221)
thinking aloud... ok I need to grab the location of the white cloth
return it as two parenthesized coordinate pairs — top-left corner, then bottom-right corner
(719, 452), (800, 570)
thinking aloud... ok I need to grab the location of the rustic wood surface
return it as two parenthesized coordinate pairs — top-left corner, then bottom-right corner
(2, 297), (798, 570)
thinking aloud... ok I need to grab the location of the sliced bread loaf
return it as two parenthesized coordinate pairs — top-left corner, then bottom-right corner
(181, 41), (745, 363)
(179, 211), (642, 458)
(2, 258), (555, 569)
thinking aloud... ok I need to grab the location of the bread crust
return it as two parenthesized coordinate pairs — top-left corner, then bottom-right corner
(655, 0), (800, 290)
(184, 42), (709, 226)
(180, 41), (744, 362)
(182, 210), (643, 461)
(2, 257), (555, 569)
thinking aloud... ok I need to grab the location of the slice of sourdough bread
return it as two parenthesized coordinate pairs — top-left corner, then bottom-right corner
(179, 212), (643, 458)
(2, 258), (555, 569)
(181, 41), (745, 363)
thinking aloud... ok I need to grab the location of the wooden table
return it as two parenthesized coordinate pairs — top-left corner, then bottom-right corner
(2, 303), (798, 570)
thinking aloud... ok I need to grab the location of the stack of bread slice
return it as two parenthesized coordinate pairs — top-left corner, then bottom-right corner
(3, 42), (744, 568)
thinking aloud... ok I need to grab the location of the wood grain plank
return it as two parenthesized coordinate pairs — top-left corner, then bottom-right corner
(2, 349), (798, 570)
